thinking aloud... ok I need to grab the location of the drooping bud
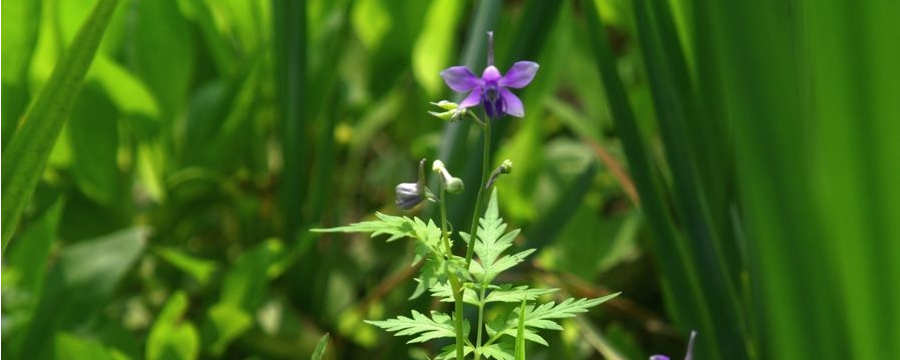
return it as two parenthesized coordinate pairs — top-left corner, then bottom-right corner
(432, 160), (465, 194)
(395, 159), (429, 209)
(486, 159), (513, 190)
(429, 101), (467, 122)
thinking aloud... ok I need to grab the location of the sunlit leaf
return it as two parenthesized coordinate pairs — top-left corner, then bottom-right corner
(147, 291), (200, 360)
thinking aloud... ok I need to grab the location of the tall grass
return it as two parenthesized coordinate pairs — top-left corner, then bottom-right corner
(586, 0), (900, 358)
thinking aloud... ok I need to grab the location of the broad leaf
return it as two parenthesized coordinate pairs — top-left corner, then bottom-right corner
(365, 310), (468, 344)
(14, 227), (146, 360)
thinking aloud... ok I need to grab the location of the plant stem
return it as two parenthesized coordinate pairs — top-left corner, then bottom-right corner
(464, 113), (492, 267)
(440, 186), (467, 360)
(474, 284), (487, 360)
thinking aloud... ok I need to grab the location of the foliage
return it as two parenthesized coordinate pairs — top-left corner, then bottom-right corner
(318, 187), (618, 359)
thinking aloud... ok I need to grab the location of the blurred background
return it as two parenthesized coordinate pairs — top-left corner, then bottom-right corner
(2, 0), (899, 359)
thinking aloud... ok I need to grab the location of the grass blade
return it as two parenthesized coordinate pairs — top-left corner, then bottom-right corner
(631, 0), (748, 358)
(311, 333), (330, 360)
(273, 0), (307, 241)
(1, 0), (121, 250)
(581, 0), (718, 355)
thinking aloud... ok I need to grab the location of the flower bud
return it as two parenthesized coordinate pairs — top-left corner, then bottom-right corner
(432, 160), (465, 194)
(445, 177), (465, 194)
(486, 159), (513, 190)
(429, 101), (467, 122)
(395, 182), (423, 209)
(395, 159), (428, 210)
(431, 100), (459, 110)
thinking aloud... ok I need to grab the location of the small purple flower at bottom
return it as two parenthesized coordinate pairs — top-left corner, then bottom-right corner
(651, 331), (697, 360)
(439, 31), (539, 119)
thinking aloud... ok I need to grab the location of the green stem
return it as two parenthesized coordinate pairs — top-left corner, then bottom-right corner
(440, 186), (467, 360)
(464, 113), (492, 267)
(474, 284), (487, 360)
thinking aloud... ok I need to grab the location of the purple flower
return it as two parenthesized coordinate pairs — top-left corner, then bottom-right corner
(439, 31), (539, 119)
(650, 331), (697, 360)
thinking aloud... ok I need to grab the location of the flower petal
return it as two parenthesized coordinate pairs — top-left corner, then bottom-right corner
(649, 356), (670, 360)
(440, 66), (481, 92)
(498, 87), (524, 117)
(499, 61), (539, 88)
(459, 87), (483, 108)
(482, 65), (502, 82)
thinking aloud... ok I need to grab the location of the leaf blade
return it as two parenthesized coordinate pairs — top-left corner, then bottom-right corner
(1, 0), (121, 249)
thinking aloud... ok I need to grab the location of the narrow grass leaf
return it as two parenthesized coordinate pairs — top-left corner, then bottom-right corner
(1, 0), (120, 249)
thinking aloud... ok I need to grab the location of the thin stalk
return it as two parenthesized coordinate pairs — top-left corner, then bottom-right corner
(464, 113), (492, 266)
(474, 284), (487, 360)
(440, 186), (467, 360)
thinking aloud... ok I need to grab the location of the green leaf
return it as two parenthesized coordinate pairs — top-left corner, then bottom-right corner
(1, 0), (41, 85)
(411, 0), (463, 95)
(311, 333), (330, 360)
(465, 188), (531, 284)
(430, 283), (558, 305)
(365, 310), (468, 344)
(435, 344), (514, 360)
(1, 0), (41, 146)
(129, 0), (193, 116)
(351, 0), (392, 50)
(1, 0), (120, 250)
(410, 258), (441, 300)
(515, 299), (527, 360)
(147, 291), (200, 360)
(14, 227), (146, 359)
(54, 333), (117, 360)
(491, 293), (620, 345)
(429, 282), (480, 305)
(6, 199), (63, 298)
(67, 83), (120, 206)
(204, 302), (252, 356)
(484, 285), (559, 304)
(220, 239), (284, 311)
(313, 213), (443, 255)
(154, 246), (218, 285)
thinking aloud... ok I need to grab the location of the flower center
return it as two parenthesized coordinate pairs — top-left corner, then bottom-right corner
(484, 83), (499, 102)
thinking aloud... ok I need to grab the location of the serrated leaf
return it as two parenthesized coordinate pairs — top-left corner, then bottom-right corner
(493, 294), (621, 345)
(435, 344), (514, 360)
(313, 213), (442, 254)
(365, 310), (468, 344)
(465, 189), (531, 284)
(484, 285), (559, 303)
(429, 282), (480, 305)
(410, 258), (442, 300)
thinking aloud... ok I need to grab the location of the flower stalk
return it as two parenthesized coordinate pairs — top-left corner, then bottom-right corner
(438, 165), (467, 360)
